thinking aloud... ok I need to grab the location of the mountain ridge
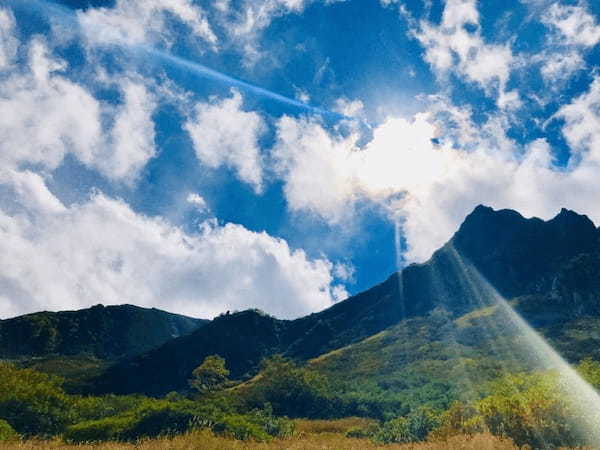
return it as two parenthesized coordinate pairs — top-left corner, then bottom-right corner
(93, 204), (600, 396)
(0, 303), (206, 361)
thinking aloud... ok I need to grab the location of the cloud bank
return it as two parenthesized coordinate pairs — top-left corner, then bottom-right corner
(0, 12), (345, 319)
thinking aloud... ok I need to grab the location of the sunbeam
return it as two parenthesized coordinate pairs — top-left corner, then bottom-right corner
(447, 246), (600, 445)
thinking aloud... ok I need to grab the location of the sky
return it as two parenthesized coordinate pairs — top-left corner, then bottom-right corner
(0, 0), (599, 320)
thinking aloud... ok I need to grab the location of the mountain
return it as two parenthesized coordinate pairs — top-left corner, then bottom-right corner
(0, 304), (206, 361)
(94, 205), (600, 396)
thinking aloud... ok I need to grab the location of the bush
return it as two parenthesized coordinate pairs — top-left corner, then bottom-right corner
(212, 414), (272, 441)
(65, 401), (290, 443)
(577, 358), (600, 389)
(123, 407), (197, 440)
(71, 394), (148, 423)
(248, 406), (294, 438)
(373, 407), (441, 444)
(474, 371), (579, 448)
(244, 356), (333, 418)
(0, 363), (73, 437)
(431, 371), (594, 448)
(0, 419), (18, 441)
(64, 415), (135, 443)
(430, 401), (485, 439)
(364, 408), (440, 444)
(65, 403), (208, 443)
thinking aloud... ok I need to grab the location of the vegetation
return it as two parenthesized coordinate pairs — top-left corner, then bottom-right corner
(242, 356), (334, 418)
(0, 429), (518, 449)
(0, 304), (204, 362)
(3, 207), (600, 448)
(190, 355), (231, 394)
(3, 353), (600, 448)
(0, 362), (292, 444)
(0, 419), (18, 442)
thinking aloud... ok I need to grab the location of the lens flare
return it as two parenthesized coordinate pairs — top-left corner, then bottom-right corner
(446, 245), (600, 445)
(138, 46), (344, 120)
(15, 0), (350, 122)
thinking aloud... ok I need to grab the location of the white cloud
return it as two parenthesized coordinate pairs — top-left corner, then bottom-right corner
(271, 76), (600, 262)
(187, 193), (209, 213)
(536, 2), (599, 88)
(0, 37), (157, 184)
(0, 175), (343, 319)
(212, 0), (338, 65)
(229, 0), (307, 35)
(184, 90), (266, 193)
(272, 116), (359, 223)
(413, 0), (516, 108)
(0, 38), (102, 171)
(99, 80), (157, 184)
(77, 0), (216, 48)
(555, 76), (600, 163)
(544, 3), (600, 48)
(539, 50), (584, 83)
(0, 8), (17, 70)
(334, 98), (364, 117)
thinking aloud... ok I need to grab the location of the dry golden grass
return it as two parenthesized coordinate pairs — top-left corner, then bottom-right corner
(1, 430), (518, 450)
(293, 416), (376, 434)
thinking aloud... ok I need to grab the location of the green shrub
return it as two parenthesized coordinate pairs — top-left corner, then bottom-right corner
(0, 363), (73, 437)
(373, 407), (441, 444)
(123, 407), (196, 439)
(65, 403), (206, 443)
(430, 401), (485, 439)
(212, 414), (271, 441)
(577, 358), (600, 389)
(71, 394), (149, 423)
(0, 419), (18, 441)
(244, 356), (333, 418)
(63, 415), (135, 443)
(248, 406), (295, 438)
(475, 371), (579, 448)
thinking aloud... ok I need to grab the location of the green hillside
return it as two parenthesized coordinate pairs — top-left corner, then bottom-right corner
(93, 205), (600, 397)
(0, 304), (205, 361)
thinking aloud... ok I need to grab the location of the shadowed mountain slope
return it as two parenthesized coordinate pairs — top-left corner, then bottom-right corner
(95, 205), (600, 396)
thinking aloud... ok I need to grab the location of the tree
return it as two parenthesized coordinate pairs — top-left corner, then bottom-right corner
(189, 355), (230, 394)
(245, 355), (332, 417)
(0, 363), (73, 437)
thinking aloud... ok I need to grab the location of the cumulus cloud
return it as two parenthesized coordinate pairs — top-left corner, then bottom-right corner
(100, 80), (157, 184)
(184, 90), (266, 193)
(412, 0), (517, 109)
(0, 174), (344, 319)
(271, 76), (600, 262)
(212, 0), (337, 65)
(536, 2), (599, 87)
(0, 36), (157, 184)
(0, 8), (17, 70)
(0, 38), (102, 171)
(543, 3), (600, 48)
(187, 193), (210, 213)
(334, 98), (364, 117)
(272, 116), (359, 223)
(555, 76), (600, 163)
(77, 0), (216, 48)
(0, 8), (348, 321)
(539, 50), (584, 84)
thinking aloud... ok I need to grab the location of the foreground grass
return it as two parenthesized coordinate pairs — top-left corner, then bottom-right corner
(3, 430), (517, 450)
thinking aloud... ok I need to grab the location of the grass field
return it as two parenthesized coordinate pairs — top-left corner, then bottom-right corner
(1, 419), (519, 449)
(2, 433), (518, 450)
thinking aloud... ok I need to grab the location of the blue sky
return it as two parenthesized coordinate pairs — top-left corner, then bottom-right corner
(0, 0), (599, 319)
